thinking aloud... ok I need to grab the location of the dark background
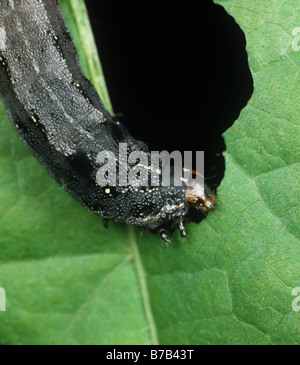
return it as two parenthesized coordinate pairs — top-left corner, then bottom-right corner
(85, 0), (253, 190)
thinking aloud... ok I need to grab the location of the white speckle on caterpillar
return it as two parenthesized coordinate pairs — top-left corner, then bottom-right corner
(0, 28), (6, 51)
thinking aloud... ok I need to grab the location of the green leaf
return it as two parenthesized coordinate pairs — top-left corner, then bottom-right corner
(0, 0), (299, 344)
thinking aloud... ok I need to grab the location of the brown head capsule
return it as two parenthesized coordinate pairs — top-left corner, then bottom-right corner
(185, 180), (216, 213)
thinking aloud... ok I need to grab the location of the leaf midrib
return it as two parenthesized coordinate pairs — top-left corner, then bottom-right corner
(128, 226), (159, 345)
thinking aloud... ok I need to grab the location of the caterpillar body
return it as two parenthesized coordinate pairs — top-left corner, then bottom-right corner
(0, 0), (215, 242)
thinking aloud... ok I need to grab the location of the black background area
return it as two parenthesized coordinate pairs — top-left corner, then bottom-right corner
(85, 0), (253, 190)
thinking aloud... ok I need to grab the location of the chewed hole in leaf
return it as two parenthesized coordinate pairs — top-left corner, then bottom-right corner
(86, 0), (253, 221)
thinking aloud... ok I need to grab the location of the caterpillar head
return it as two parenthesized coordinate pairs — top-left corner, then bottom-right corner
(185, 181), (216, 213)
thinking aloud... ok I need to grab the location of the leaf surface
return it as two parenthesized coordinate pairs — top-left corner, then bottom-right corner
(0, 0), (299, 344)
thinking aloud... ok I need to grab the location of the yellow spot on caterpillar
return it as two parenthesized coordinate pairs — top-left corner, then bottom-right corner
(105, 188), (110, 194)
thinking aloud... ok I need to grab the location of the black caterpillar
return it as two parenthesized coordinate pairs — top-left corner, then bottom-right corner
(0, 0), (215, 242)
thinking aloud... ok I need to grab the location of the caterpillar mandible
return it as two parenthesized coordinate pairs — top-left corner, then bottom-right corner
(0, 0), (215, 242)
